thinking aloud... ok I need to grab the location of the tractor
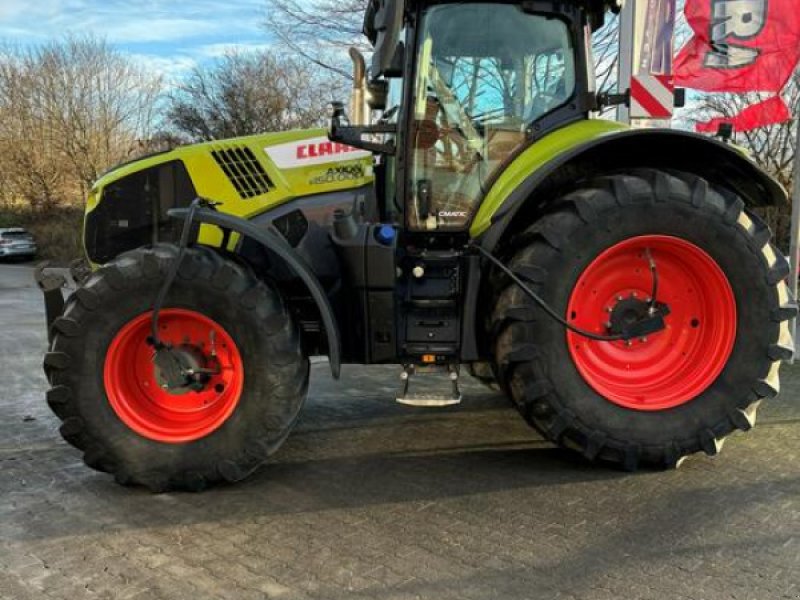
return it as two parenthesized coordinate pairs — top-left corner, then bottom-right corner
(39, 0), (796, 491)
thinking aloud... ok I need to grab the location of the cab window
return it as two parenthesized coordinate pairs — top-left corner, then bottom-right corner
(409, 3), (576, 230)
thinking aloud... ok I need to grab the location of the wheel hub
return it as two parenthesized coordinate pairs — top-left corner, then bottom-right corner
(608, 296), (649, 332)
(104, 309), (244, 443)
(606, 295), (670, 340)
(153, 344), (217, 394)
(567, 235), (736, 411)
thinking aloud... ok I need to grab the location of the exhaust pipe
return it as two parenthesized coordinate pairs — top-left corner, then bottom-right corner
(349, 47), (367, 125)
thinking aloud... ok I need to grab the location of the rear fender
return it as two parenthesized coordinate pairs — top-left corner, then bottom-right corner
(461, 128), (787, 362)
(477, 128), (787, 253)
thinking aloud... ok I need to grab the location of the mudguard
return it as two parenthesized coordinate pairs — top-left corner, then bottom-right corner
(475, 128), (787, 252)
(168, 206), (342, 379)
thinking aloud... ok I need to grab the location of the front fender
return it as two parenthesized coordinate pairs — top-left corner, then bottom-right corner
(169, 207), (342, 379)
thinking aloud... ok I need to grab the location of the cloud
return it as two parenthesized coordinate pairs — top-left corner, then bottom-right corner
(0, 0), (56, 21)
(0, 0), (273, 80)
(193, 41), (275, 59)
(0, 0), (269, 49)
(127, 53), (199, 80)
(81, 18), (231, 44)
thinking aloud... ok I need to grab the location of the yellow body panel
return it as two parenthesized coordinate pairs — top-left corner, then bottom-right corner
(88, 128), (374, 249)
(470, 120), (628, 237)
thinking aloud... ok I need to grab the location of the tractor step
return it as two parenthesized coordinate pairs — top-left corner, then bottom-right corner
(396, 393), (462, 407)
(395, 364), (462, 407)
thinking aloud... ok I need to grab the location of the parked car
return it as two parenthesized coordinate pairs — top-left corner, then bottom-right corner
(0, 228), (38, 260)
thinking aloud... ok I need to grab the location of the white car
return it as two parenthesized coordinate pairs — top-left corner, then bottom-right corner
(0, 228), (38, 260)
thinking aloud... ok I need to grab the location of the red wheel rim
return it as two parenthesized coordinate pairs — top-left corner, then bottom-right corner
(104, 309), (244, 443)
(567, 235), (736, 411)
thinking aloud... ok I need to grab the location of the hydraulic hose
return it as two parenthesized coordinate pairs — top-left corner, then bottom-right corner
(471, 243), (664, 343)
(149, 197), (204, 349)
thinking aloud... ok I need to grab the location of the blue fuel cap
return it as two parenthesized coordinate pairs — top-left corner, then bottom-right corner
(376, 224), (396, 246)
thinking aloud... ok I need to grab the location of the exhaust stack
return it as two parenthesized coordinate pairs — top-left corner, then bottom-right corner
(349, 47), (367, 126)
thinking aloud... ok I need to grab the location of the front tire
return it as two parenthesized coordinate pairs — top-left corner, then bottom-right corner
(44, 245), (309, 491)
(491, 170), (796, 469)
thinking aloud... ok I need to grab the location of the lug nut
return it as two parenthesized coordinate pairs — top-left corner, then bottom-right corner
(640, 337), (648, 343)
(604, 321), (612, 329)
(625, 340), (633, 347)
(617, 295), (624, 301)
(606, 306), (613, 313)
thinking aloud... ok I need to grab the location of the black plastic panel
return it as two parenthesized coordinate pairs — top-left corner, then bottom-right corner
(85, 160), (196, 263)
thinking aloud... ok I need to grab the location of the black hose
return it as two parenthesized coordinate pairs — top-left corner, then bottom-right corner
(471, 244), (628, 342)
(645, 248), (658, 311)
(149, 198), (203, 349)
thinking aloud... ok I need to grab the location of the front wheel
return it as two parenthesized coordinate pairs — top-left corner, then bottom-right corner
(44, 245), (309, 491)
(491, 170), (796, 469)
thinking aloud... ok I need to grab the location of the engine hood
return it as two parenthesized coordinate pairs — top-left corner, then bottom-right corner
(89, 128), (373, 220)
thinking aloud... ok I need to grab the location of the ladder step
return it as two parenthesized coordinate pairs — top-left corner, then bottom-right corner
(396, 393), (462, 407)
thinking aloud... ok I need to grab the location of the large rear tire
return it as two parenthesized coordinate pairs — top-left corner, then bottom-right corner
(44, 245), (309, 491)
(491, 170), (796, 469)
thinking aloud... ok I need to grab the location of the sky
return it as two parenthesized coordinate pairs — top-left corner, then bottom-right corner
(0, 0), (273, 79)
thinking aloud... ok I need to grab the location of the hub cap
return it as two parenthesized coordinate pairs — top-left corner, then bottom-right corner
(567, 235), (736, 410)
(104, 309), (244, 443)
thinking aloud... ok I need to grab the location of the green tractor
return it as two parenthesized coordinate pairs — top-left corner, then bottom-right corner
(39, 0), (795, 491)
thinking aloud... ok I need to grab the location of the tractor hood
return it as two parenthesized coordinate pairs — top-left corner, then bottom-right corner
(88, 128), (373, 219)
(83, 128), (374, 264)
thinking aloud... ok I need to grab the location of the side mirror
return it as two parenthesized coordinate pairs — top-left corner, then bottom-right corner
(371, 0), (404, 78)
(329, 101), (350, 129)
(329, 49), (396, 155)
(367, 80), (388, 111)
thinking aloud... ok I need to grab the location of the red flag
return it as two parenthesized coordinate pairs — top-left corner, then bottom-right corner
(695, 95), (791, 133)
(675, 0), (800, 93)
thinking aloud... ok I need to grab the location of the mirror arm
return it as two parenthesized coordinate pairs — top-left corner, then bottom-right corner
(330, 120), (397, 155)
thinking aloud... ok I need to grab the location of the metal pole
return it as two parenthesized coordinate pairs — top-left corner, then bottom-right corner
(788, 109), (800, 361)
(618, 0), (636, 124)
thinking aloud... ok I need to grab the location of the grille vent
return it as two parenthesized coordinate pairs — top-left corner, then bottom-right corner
(211, 145), (273, 199)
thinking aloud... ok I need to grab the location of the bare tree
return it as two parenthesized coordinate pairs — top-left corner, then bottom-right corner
(0, 37), (162, 208)
(0, 46), (68, 208)
(264, 0), (368, 78)
(166, 50), (342, 142)
(265, 0), (624, 96)
(690, 79), (799, 189)
(688, 75), (799, 246)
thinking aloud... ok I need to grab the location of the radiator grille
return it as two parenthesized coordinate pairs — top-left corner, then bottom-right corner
(211, 145), (273, 199)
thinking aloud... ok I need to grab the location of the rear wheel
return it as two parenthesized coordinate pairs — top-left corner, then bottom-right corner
(45, 245), (308, 491)
(491, 170), (795, 468)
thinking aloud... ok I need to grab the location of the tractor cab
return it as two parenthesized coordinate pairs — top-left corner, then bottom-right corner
(332, 0), (613, 233)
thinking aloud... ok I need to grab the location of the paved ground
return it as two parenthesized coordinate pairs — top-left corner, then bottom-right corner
(0, 262), (798, 600)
